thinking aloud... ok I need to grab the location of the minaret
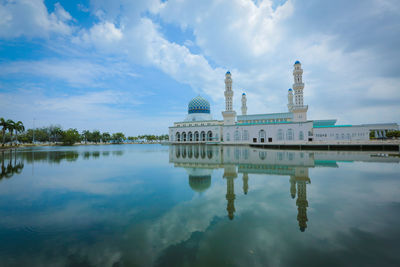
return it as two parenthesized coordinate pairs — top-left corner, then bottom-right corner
(242, 173), (248, 194)
(287, 88), (293, 112)
(291, 61), (308, 122)
(241, 93), (247, 115)
(222, 71), (237, 126)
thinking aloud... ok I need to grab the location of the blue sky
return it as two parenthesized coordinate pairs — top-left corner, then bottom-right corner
(0, 0), (399, 135)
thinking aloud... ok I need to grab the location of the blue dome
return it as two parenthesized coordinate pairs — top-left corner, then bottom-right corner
(294, 60), (300, 65)
(188, 96), (210, 114)
(288, 88), (292, 91)
(242, 93), (246, 95)
(226, 70), (231, 75)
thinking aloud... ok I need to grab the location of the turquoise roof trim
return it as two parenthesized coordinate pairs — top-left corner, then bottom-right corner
(313, 119), (337, 127)
(314, 125), (353, 128)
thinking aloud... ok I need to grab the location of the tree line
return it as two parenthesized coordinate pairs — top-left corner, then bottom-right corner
(0, 118), (169, 146)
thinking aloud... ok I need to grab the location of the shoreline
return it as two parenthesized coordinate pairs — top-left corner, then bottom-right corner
(0, 142), (165, 151)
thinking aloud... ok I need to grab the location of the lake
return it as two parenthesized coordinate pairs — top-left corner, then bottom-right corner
(0, 144), (399, 267)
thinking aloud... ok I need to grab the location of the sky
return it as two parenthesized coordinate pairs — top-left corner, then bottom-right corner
(0, 0), (399, 135)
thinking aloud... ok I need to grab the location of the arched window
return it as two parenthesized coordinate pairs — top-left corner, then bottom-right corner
(243, 130), (249, 141)
(259, 151), (267, 160)
(299, 131), (304, 140)
(188, 132), (193, 142)
(234, 130), (240, 141)
(194, 131), (199, 142)
(176, 132), (181, 142)
(207, 131), (213, 141)
(182, 132), (187, 142)
(226, 133), (230, 141)
(259, 130), (266, 143)
(200, 131), (206, 141)
(287, 129), (294, 140)
(277, 129), (283, 141)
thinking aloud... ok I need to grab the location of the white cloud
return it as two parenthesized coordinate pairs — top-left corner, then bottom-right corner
(0, 0), (73, 38)
(0, 59), (137, 87)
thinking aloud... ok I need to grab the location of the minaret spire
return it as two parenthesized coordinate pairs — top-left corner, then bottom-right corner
(241, 93), (247, 115)
(291, 61), (308, 122)
(222, 71), (237, 126)
(224, 71), (233, 111)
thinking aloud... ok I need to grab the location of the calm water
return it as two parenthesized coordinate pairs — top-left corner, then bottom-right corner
(0, 144), (399, 267)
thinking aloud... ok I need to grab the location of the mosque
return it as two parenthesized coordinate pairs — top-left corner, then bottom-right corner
(169, 61), (398, 144)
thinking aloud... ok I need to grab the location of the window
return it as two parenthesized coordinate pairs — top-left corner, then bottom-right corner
(278, 129), (283, 141)
(234, 130), (240, 141)
(287, 129), (294, 140)
(259, 130), (266, 143)
(299, 131), (304, 140)
(243, 130), (249, 141)
(226, 133), (230, 141)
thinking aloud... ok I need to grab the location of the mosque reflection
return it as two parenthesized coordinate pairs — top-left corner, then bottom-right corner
(170, 145), (400, 232)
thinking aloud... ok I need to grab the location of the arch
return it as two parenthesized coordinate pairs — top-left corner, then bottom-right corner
(277, 129), (283, 141)
(200, 131), (206, 141)
(226, 133), (230, 141)
(207, 131), (213, 141)
(259, 130), (266, 143)
(299, 131), (304, 140)
(234, 130), (240, 141)
(286, 129), (294, 141)
(176, 132), (181, 142)
(175, 146), (180, 158)
(194, 131), (199, 142)
(188, 131), (193, 142)
(182, 132), (187, 142)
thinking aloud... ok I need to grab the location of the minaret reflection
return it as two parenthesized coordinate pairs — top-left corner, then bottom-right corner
(242, 173), (249, 195)
(289, 168), (310, 232)
(224, 165), (237, 220)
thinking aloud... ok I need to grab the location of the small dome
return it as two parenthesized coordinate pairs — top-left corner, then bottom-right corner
(288, 88), (292, 91)
(294, 60), (300, 65)
(188, 96), (210, 114)
(242, 93), (246, 96)
(226, 70), (231, 75)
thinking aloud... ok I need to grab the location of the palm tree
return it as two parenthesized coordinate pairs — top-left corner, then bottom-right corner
(6, 120), (15, 146)
(14, 121), (24, 145)
(0, 118), (9, 147)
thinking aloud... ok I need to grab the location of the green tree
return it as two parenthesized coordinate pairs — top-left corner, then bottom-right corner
(111, 132), (125, 143)
(49, 125), (63, 143)
(102, 132), (111, 143)
(0, 118), (10, 146)
(14, 121), (24, 145)
(82, 130), (90, 144)
(91, 130), (101, 143)
(61, 128), (82, 146)
(6, 120), (15, 146)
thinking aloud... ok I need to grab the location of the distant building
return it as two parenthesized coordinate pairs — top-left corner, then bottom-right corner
(169, 61), (398, 144)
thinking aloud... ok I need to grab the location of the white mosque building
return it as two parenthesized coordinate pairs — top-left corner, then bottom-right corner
(169, 61), (398, 145)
